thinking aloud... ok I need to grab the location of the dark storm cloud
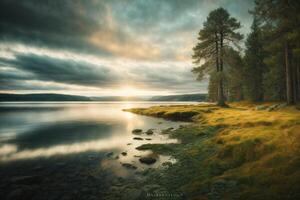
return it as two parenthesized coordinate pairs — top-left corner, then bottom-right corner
(0, 0), (110, 55)
(0, 53), (120, 87)
(0, 0), (254, 94)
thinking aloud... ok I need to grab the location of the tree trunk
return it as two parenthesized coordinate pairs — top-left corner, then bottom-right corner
(215, 32), (219, 72)
(285, 41), (294, 105)
(297, 60), (300, 102)
(217, 32), (226, 107)
(292, 56), (297, 103)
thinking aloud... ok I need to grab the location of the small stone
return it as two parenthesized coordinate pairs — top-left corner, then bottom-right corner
(132, 129), (143, 134)
(133, 137), (143, 140)
(145, 129), (154, 135)
(122, 163), (137, 170)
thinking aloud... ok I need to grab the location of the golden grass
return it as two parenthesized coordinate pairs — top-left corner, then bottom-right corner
(126, 102), (300, 199)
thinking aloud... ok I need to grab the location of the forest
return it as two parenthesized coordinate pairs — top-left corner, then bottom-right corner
(192, 0), (300, 106)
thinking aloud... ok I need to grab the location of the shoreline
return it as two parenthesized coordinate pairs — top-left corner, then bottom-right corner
(124, 102), (300, 199)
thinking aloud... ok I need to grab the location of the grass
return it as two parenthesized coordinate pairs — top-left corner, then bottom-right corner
(126, 102), (300, 200)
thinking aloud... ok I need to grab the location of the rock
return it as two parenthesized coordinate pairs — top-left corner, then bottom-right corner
(106, 152), (114, 157)
(127, 143), (132, 145)
(121, 152), (127, 156)
(255, 105), (268, 110)
(114, 155), (119, 159)
(277, 103), (288, 109)
(145, 138), (152, 140)
(122, 163), (137, 170)
(134, 155), (141, 157)
(167, 127), (174, 130)
(145, 129), (154, 135)
(161, 127), (174, 134)
(133, 137), (143, 140)
(132, 129), (143, 134)
(139, 156), (157, 165)
(268, 103), (288, 111)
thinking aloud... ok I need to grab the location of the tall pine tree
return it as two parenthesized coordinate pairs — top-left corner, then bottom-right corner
(192, 7), (242, 106)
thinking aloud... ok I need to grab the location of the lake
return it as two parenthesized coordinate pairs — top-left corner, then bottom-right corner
(0, 102), (195, 200)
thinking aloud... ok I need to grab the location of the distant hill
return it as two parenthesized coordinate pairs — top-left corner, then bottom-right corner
(149, 93), (207, 101)
(0, 93), (91, 101)
(0, 93), (207, 102)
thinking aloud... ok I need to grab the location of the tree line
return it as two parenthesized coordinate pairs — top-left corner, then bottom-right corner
(192, 0), (300, 106)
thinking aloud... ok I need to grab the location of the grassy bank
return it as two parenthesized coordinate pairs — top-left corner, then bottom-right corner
(125, 103), (300, 200)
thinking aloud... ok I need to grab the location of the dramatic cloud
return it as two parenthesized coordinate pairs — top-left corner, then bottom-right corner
(0, 0), (254, 96)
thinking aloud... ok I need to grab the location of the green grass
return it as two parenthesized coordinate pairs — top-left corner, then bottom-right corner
(128, 102), (300, 200)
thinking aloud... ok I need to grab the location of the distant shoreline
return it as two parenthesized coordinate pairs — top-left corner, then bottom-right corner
(0, 93), (208, 102)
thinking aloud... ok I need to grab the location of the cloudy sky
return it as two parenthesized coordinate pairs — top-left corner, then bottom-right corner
(0, 0), (254, 97)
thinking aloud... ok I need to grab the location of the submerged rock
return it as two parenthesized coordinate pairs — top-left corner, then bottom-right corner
(133, 137), (143, 140)
(122, 163), (137, 170)
(132, 129), (143, 134)
(106, 152), (114, 157)
(145, 129), (154, 135)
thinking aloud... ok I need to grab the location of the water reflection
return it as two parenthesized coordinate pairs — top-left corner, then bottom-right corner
(0, 102), (190, 169)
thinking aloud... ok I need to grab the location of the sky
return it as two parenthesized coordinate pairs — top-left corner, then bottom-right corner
(0, 0), (254, 97)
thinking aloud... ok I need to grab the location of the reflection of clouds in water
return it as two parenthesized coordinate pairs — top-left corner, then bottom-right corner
(0, 136), (128, 162)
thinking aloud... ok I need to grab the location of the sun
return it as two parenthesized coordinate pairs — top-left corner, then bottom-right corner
(119, 86), (140, 97)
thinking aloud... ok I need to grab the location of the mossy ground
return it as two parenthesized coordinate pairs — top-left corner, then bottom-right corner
(126, 102), (300, 200)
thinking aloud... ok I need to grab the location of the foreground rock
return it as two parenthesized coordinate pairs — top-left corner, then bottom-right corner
(132, 129), (143, 134)
(139, 156), (157, 165)
(133, 137), (143, 140)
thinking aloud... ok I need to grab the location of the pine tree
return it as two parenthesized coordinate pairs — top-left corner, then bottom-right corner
(254, 0), (300, 104)
(244, 17), (265, 102)
(192, 7), (242, 106)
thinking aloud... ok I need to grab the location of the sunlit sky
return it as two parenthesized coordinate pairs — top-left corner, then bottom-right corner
(0, 0), (254, 97)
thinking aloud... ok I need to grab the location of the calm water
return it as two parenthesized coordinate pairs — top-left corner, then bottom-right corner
(0, 102), (195, 199)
